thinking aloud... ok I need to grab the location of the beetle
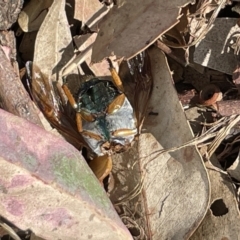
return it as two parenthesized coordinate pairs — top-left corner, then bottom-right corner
(26, 50), (153, 183)
(62, 59), (137, 157)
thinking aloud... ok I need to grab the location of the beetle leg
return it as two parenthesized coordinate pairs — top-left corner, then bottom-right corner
(113, 128), (138, 137)
(107, 93), (125, 114)
(81, 131), (103, 141)
(62, 84), (78, 110)
(81, 111), (95, 122)
(62, 84), (83, 132)
(88, 154), (112, 183)
(76, 112), (83, 132)
(107, 58), (124, 92)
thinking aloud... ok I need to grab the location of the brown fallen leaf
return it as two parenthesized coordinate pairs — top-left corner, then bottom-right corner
(91, 0), (194, 62)
(73, 33), (112, 76)
(0, 46), (42, 126)
(162, 4), (190, 47)
(0, 108), (133, 240)
(191, 157), (240, 239)
(111, 47), (210, 239)
(73, 0), (110, 76)
(74, 0), (108, 27)
(34, 0), (74, 82)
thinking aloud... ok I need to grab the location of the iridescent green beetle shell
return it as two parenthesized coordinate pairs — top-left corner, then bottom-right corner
(65, 76), (137, 156)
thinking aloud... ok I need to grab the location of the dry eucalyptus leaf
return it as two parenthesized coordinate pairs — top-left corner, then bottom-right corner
(74, 33), (112, 76)
(0, 109), (132, 240)
(0, 47), (42, 126)
(163, 4), (190, 47)
(18, 0), (53, 32)
(74, 0), (108, 28)
(91, 0), (194, 62)
(34, 0), (74, 81)
(227, 149), (240, 181)
(191, 157), (240, 239)
(111, 47), (209, 239)
(194, 18), (239, 75)
(142, 47), (209, 239)
(73, 0), (110, 76)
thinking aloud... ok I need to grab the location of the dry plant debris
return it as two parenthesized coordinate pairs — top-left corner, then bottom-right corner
(1, 0), (240, 239)
(194, 18), (240, 75)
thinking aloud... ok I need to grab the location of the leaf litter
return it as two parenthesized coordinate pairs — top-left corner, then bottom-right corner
(1, 0), (240, 239)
